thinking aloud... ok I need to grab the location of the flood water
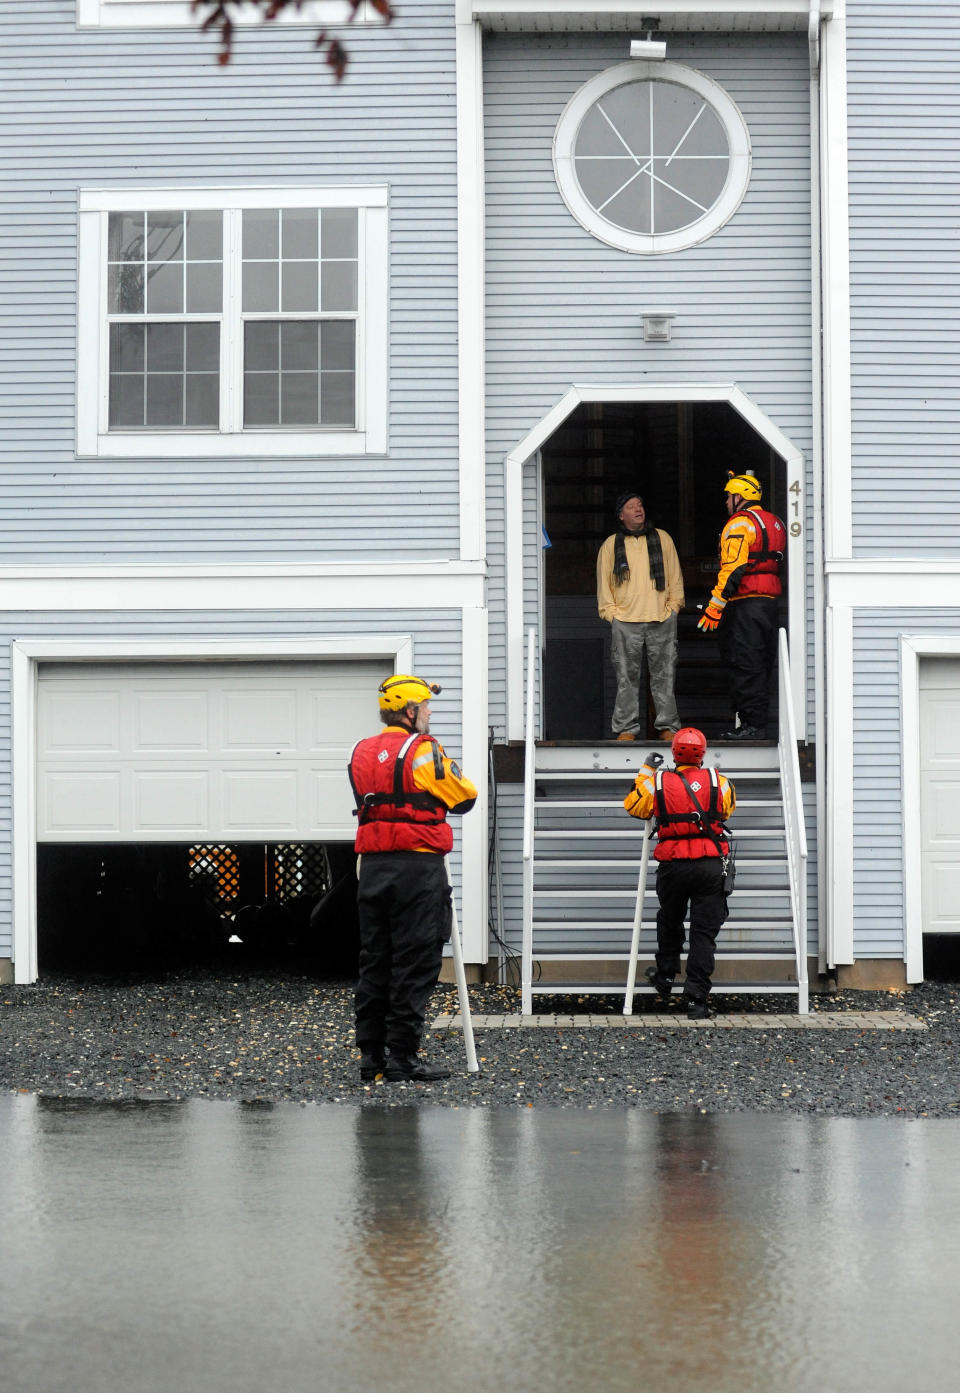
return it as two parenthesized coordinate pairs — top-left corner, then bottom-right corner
(1, 1097), (958, 1393)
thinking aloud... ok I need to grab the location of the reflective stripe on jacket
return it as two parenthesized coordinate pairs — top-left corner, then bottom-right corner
(624, 762), (736, 862)
(712, 506), (786, 602)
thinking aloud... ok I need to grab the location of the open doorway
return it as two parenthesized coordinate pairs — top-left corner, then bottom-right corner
(541, 400), (788, 741)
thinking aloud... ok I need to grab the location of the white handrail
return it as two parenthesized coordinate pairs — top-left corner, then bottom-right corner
(778, 628), (810, 1013)
(521, 626), (537, 1015)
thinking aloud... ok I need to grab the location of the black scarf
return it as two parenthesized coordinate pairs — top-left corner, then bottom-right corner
(613, 523), (665, 591)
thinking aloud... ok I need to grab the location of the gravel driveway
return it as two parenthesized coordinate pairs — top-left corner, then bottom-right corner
(1, 973), (958, 1115)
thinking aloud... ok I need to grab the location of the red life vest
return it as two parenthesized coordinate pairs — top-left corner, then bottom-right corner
(731, 506), (786, 599)
(348, 729), (452, 854)
(653, 767), (730, 862)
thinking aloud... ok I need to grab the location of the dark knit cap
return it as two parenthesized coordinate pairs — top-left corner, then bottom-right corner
(615, 491), (644, 515)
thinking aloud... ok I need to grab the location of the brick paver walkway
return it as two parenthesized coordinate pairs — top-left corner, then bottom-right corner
(431, 1011), (927, 1031)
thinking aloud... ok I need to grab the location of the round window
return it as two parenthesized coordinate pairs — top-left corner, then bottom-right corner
(553, 61), (752, 255)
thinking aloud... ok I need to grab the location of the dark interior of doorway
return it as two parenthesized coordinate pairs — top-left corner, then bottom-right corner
(921, 936), (960, 982)
(542, 400), (789, 742)
(37, 841), (360, 977)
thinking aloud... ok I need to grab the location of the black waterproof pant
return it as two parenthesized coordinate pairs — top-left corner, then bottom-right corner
(718, 595), (779, 732)
(654, 858), (728, 1002)
(355, 851), (452, 1057)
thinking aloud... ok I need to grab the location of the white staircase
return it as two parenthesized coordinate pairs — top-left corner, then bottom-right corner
(519, 629), (810, 1013)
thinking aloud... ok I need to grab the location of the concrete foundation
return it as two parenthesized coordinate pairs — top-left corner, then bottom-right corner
(835, 960), (908, 991)
(0, 959), (13, 985)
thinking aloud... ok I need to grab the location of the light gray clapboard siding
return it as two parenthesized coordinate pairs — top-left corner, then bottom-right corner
(849, 609), (960, 959)
(482, 31), (815, 739)
(0, 2), (459, 562)
(847, 1), (960, 555)
(0, 607), (467, 962)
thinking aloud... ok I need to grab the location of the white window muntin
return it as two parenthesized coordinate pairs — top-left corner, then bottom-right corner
(78, 185), (388, 457)
(553, 61), (751, 256)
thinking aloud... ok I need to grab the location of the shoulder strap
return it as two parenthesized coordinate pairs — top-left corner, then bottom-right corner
(675, 770), (728, 856)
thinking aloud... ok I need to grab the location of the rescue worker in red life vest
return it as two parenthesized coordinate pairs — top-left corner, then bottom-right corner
(624, 727), (736, 1019)
(697, 471), (787, 740)
(348, 675), (477, 1083)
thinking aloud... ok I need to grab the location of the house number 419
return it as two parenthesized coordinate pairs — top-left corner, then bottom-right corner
(789, 479), (802, 537)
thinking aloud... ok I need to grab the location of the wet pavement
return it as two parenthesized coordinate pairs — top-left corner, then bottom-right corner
(1, 1096), (958, 1393)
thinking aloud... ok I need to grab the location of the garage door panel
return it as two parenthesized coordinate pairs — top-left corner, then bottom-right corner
(42, 772), (122, 834)
(922, 857), (960, 931)
(133, 692), (209, 753)
(134, 771), (209, 831)
(920, 780), (960, 842)
(923, 697), (960, 765)
(40, 690), (122, 754)
(222, 688), (299, 752)
(222, 770), (300, 832)
(36, 658), (391, 841)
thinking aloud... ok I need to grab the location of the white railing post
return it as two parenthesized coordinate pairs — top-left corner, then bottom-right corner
(778, 628), (810, 1013)
(622, 821), (652, 1014)
(521, 626), (537, 1016)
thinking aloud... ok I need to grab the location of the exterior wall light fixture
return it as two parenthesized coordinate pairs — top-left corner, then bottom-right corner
(630, 19), (666, 60)
(642, 310), (676, 342)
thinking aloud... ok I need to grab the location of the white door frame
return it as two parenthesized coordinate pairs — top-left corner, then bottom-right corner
(900, 635), (960, 984)
(12, 636), (424, 984)
(504, 382), (808, 741)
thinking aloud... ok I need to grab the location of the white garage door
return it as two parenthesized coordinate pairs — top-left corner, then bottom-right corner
(37, 660), (390, 842)
(920, 659), (960, 934)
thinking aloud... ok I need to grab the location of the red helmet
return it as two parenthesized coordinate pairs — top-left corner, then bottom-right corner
(672, 727), (707, 766)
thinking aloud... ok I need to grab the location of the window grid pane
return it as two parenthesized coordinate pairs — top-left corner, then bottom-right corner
(242, 319), (356, 429)
(109, 322), (220, 429)
(108, 209), (222, 316)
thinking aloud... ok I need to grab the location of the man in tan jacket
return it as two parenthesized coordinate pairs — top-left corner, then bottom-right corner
(596, 491), (685, 742)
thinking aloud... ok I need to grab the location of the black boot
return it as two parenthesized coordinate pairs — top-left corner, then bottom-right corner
(721, 724), (764, 741)
(644, 964), (675, 1001)
(385, 1053), (451, 1082)
(359, 1049), (386, 1081)
(682, 997), (713, 1021)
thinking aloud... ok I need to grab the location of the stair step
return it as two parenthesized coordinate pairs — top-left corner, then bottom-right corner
(530, 921), (794, 932)
(534, 769), (780, 781)
(532, 891), (785, 902)
(534, 828), (785, 841)
(533, 798), (782, 809)
(530, 982), (799, 996)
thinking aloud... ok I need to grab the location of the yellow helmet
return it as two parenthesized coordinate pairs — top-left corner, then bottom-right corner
(377, 674), (441, 712)
(725, 472), (762, 502)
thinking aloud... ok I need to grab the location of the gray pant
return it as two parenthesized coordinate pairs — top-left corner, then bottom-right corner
(610, 614), (680, 736)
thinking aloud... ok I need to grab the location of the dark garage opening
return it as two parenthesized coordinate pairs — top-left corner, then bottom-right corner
(37, 841), (360, 978)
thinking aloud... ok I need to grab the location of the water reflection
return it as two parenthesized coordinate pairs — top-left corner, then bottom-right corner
(0, 1098), (958, 1393)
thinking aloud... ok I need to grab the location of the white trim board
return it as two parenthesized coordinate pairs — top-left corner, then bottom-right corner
(504, 383), (808, 741)
(0, 563), (486, 613)
(899, 635), (960, 986)
(827, 564), (960, 609)
(456, 15), (487, 562)
(824, 602), (853, 968)
(473, 1), (835, 29)
(78, 2), (380, 28)
(11, 631), (490, 981)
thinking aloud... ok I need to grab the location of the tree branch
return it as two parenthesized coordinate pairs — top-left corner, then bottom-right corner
(190, 0), (395, 81)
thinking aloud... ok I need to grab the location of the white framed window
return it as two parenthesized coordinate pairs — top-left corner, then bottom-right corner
(553, 61), (751, 255)
(77, 1), (371, 29)
(77, 185), (388, 457)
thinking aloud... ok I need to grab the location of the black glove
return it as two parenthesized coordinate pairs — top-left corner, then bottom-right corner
(645, 751), (664, 770)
